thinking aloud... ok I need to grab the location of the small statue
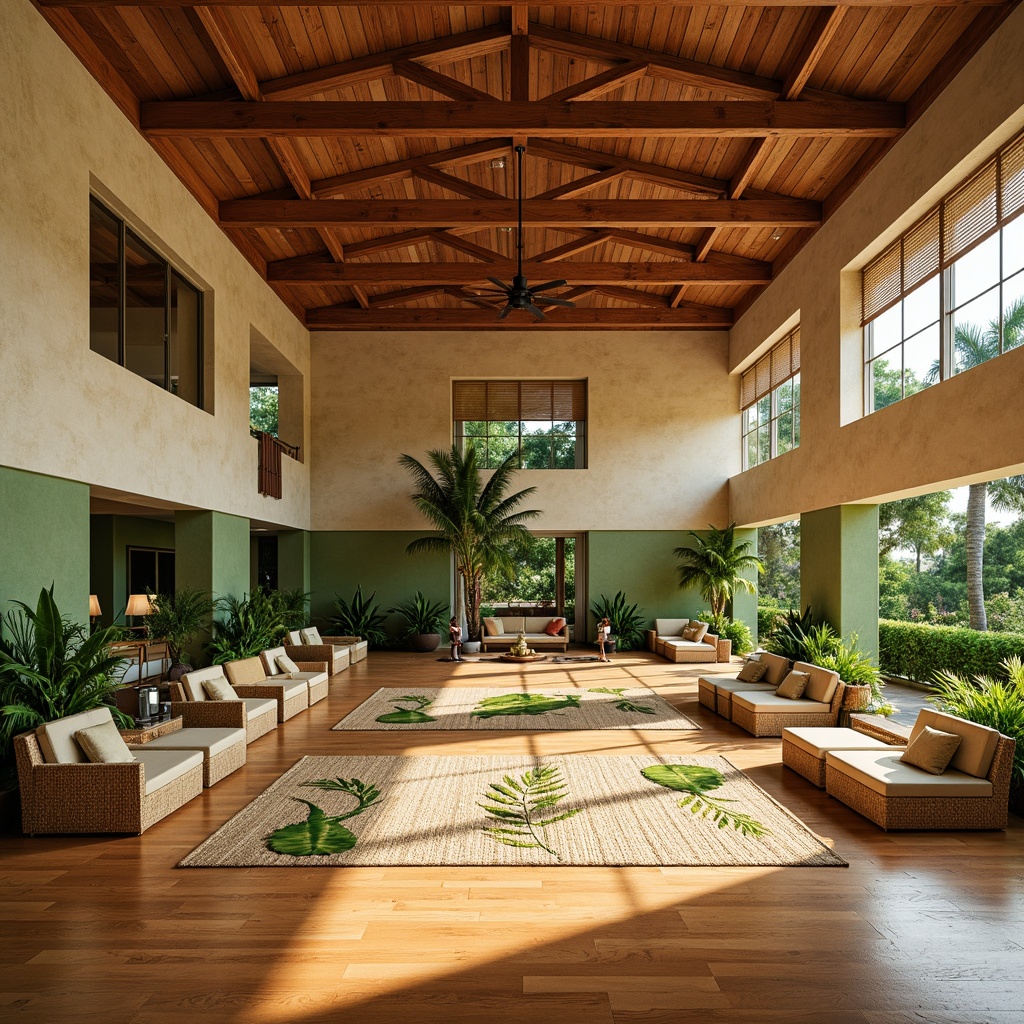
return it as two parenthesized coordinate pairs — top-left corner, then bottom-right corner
(510, 631), (535, 658)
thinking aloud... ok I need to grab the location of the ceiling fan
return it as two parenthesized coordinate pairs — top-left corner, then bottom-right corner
(469, 145), (576, 321)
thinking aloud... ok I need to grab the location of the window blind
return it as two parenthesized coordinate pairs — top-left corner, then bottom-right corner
(453, 380), (587, 422)
(741, 327), (800, 411)
(862, 129), (1024, 325)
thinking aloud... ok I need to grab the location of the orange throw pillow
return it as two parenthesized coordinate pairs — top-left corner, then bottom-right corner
(544, 617), (567, 636)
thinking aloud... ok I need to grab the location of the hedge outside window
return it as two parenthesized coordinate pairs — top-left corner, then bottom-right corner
(89, 196), (204, 409)
(741, 328), (800, 470)
(863, 130), (1024, 413)
(453, 380), (587, 469)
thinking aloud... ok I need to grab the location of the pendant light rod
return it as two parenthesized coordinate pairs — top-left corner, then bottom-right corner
(515, 143), (525, 280)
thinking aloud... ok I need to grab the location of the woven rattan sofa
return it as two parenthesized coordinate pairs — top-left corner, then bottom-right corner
(730, 662), (845, 737)
(223, 656), (314, 722)
(14, 707), (204, 835)
(824, 708), (1015, 830)
(481, 615), (570, 652)
(285, 628), (359, 674)
(697, 652), (791, 718)
(646, 619), (720, 663)
(172, 667), (278, 743)
(127, 719), (247, 788)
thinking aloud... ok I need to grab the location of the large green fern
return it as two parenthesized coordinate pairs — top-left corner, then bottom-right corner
(479, 763), (582, 860)
(642, 764), (769, 839)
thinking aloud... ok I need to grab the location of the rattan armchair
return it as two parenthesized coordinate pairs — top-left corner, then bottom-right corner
(223, 656), (309, 722)
(172, 667), (278, 744)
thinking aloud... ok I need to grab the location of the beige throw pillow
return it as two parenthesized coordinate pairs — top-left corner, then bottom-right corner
(900, 725), (962, 775)
(276, 654), (300, 676)
(775, 670), (810, 699)
(74, 720), (136, 764)
(686, 621), (710, 642)
(483, 617), (503, 637)
(203, 676), (240, 701)
(737, 659), (768, 682)
(300, 627), (323, 645)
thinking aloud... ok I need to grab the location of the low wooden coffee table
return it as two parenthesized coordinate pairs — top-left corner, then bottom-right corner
(119, 717), (182, 744)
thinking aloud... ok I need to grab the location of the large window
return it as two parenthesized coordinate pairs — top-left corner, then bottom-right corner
(863, 130), (1024, 412)
(453, 380), (587, 469)
(89, 196), (204, 408)
(741, 327), (800, 470)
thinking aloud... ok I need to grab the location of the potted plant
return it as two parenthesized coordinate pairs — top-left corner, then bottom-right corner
(0, 587), (132, 803)
(399, 444), (539, 652)
(144, 587), (215, 680)
(702, 610), (755, 662)
(590, 592), (647, 651)
(206, 588), (288, 665)
(388, 592), (449, 652)
(674, 523), (763, 617)
(330, 586), (389, 649)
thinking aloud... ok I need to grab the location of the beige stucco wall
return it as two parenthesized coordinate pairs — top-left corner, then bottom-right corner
(309, 330), (735, 531)
(729, 4), (1024, 527)
(0, 0), (310, 528)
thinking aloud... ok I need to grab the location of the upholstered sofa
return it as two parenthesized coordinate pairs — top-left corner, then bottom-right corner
(173, 667), (278, 744)
(14, 707), (204, 835)
(223, 656), (312, 722)
(285, 627), (365, 674)
(481, 615), (570, 652)
(825, 708), (1015, 830)
(698, 651), (791, 717)
(646, 619), (720, 663)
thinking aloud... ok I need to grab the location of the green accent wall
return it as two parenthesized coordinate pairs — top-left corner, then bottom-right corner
(0, 466), (90, 620)
(732, 527), (760, 648)
(89, 515), (176, 628)
(801, 504), (879, 656)
(279, 530), (311, 594)
(309, 531), (450, 630)
(175, 510), (251, 601)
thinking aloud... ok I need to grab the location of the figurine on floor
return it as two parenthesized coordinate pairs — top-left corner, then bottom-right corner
(596, 616), (612, 662)
(448, 617), (463, 662)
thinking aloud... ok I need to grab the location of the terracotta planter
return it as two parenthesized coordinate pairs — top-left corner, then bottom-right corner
(411, 633), (441, 652)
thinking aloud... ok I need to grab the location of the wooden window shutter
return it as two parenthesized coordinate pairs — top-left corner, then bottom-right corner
(453, 381), (587, 422)
(741, 327), (800, 412)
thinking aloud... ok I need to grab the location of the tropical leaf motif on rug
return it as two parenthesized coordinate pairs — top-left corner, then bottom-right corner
(641, 764), (770, 839)
(375, 694), (436, 724)
(471, 692), (581, 718)
(588, 687), (656, 715)
(479, 764), (583, 860)
(265, 776), (382, 856)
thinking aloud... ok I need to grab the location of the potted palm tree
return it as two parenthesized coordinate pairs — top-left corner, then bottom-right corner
(399, 444), (540, 652)
(145, 587), (215, 680)
(388, 592), (449, 652)
(674, 523), (763, 661)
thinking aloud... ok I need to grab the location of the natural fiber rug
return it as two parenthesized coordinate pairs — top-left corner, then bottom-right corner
(179, 754), (845, 868)
(331, 687), (701, 731)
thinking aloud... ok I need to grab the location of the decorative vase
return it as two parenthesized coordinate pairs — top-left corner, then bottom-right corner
(411, 633), (441, 652)
(168, 662), (192, 682)
(462, 640), (482, 654)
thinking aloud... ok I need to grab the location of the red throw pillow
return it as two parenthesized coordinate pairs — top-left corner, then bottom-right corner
(544, 617), (566, 636)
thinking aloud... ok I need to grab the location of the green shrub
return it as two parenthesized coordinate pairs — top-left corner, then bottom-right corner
(590, 591), (646, 650)
(802, 623), (883, 701)
(701, 611), (754, 656)
(207, 589), (288, 664)
(757, 602), (784, 640)
(878, 620), (1024, 683)
(331, 586), (389, 649)
(763, 606), (815, 661)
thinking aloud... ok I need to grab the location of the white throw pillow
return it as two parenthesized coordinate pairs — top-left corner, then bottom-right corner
(276, 654), (300, 675)
(300, 627), (323, 645)
(74, 720), (136, 764)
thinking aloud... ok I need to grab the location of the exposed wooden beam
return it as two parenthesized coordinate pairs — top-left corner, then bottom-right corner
(391, 60), (496, 103)
(342, 228), (442, 259)
(429, 231), (504, 262)
(349, 285), (371, 310)
(142, 99), (906, 139)
(527, 139), (727, 196)
(39, 1), (1014, 7)
(533, 169), (628, 200)
(411, 167), (505, 200)
(367, 286), (449, 307)
(545, 62), (650, 103)
(728, 138), (774, 199)
(219, 197), (822, 228)
(592, 285), (670, 308)
(304, 305), (734, 330)
(532, 232), (614, 262)
(257, 25), (510, 101)
(267, 259), (772, 285)
(604, 229), (698, 260)
(509, 32), (530, 103)
(312, 140), (507, 199)
(781, 6), (848, 100)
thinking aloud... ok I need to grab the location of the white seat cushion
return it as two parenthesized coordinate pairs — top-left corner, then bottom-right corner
(282, 670), (329, 687)
(130, 728), (246, 758)
(243, 697), (277, 721)
(731, 692), (832, 714)
(783, 727), (892, 759)
(134, 748), (203, 796)
(712, 679), (775, 696)
(662, 639), (712, 651)
(36, 708), (115, 764)
(826, 749), (993, 798)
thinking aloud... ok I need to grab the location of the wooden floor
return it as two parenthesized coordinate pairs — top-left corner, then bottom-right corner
(3, 652), (1022, 1024)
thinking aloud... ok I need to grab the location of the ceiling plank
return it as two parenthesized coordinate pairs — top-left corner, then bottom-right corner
(430, 231), (504, 262)
(219, 197), (822, 228)
(781, 6), (849, 100)
(305, 306), (734, 330)
(142, 99), (906, 139)
(267, 259), (772, 285)
(367, 286), (449, 307)
(532, 232), (615, 262)
(391, 60), (497, 103)
(312, 140), (508, 199)
(343, 228), (442, 259)
(592, 286), (670, 308)
(545, 62), (651, 103)
(411, 167), (506, 200)
(257, 25), (510, 101)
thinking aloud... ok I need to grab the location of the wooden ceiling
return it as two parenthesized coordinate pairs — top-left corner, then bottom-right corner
(37, 0), (1018, 329)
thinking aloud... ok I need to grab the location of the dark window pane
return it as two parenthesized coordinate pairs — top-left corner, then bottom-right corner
(89, 199), (120, 364)
(170, 272), (201, 407)
(124, 231), (167, 388)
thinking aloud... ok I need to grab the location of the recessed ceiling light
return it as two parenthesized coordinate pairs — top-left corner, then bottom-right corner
(490, 158), (506, 169)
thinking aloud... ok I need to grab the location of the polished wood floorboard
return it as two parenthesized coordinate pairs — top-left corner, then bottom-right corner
(2, 652), (1022, 1024)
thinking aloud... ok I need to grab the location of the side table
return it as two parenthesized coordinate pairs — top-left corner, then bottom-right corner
(119, 717), (182, 744)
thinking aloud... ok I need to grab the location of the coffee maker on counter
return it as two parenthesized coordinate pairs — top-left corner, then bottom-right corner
(136, 685), (161, 723)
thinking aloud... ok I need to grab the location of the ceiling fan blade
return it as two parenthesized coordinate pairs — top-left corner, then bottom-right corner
(528, 280), (568, 294)
(526, 303), (547, 321)
(533, 296), (576, 307)
(498, 303), (515, 320)
(487, 277), (513, 292)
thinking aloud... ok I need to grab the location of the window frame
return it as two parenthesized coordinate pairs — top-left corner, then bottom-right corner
(740, 327), (801, 471)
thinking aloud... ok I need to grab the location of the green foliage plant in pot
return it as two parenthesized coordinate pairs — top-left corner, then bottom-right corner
(269, 588), (311, 632)
(330, 587), (389, 649)
(800, 623), (891, 713)
(763, 605), (815, 662)
(701, 611), (754, 657)
(206, 589), (288, 665)
(674, 523), (763, 619)
(399, 444), (539, 645)
(388, 592), (449, 652)
(590, 592), (646, 651)
(145, 587), (215, 680)
(0, 586), (132, 787)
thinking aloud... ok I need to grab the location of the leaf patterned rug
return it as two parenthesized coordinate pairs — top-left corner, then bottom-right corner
(179, 754), (845, 868)
(331, 687), (701, 731)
